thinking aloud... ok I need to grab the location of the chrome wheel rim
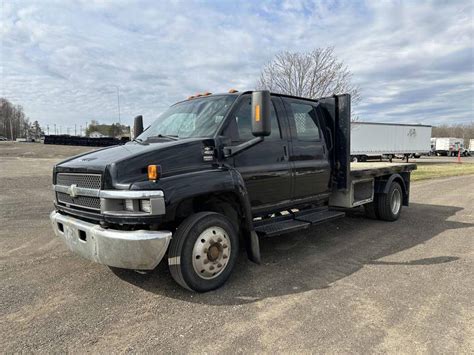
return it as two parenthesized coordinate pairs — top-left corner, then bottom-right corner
(391, 188), (401, 215)
(192, 226), (231, 280)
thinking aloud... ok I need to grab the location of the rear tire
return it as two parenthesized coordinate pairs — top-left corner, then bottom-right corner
(376, 181), (403, 221)
(168, 212), (239, 292)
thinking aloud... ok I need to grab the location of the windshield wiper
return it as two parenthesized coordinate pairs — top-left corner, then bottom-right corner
(132, 137), (148, 145)
(148, 134), (179, 141)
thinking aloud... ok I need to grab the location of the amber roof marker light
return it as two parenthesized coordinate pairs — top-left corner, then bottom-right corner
(228, 89), (238, 93)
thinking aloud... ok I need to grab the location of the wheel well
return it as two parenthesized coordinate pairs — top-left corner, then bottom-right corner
(174, 192), (242, 232)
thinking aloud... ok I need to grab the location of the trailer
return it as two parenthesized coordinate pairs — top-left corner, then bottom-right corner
(351, 122), (432, 162)
(431, 137), (466, 156)
(469, 139), (474, 153)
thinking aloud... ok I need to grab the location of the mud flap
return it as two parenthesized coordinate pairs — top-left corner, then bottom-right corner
(246, 230), (261, 264)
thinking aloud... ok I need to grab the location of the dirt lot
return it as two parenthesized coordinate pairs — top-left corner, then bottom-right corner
(1, 143), (473, 353)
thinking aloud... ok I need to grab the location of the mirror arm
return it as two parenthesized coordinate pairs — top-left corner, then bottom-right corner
(224, 137), (264, 158)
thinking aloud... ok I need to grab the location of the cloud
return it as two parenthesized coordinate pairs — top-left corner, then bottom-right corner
(1, 0), (473, 132)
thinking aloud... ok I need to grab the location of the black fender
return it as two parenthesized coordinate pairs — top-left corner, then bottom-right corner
(139, 167), (261, 264)
(374, 172), (411, 206)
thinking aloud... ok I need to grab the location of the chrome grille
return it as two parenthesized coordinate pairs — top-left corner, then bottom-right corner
(55, 173), (102, 212)
(56, 173), (101, 189)
(56, 192), (101, 211)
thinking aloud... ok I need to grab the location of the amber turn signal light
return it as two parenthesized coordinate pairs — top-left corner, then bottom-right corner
(255, 104), (261, 122)
(148, 165), (160, 180)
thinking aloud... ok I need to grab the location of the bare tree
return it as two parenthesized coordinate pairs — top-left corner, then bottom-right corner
(0, 98), (42, 140)
(257, 47), (361, 106)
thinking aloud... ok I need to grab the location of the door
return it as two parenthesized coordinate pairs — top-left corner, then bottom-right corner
(283, 98), (331, 200)
(222, 95), (291, 208)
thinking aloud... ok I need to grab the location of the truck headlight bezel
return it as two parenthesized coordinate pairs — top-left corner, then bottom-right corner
(99, 190), (165, 216)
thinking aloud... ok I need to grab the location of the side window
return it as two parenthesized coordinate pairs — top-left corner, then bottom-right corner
(226, 97), (281, 142)
(290, 102), (321, 141)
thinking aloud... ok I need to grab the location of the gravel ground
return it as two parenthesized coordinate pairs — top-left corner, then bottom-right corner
(1, 143), (473, 353)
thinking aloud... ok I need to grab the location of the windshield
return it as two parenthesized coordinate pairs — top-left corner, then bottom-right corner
(138, 95), (236, 140)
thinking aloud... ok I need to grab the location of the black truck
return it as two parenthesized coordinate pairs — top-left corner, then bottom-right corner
(50, 90), (416, 292)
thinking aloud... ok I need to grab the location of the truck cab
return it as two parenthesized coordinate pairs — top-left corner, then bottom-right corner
(50, 91), (415, 292)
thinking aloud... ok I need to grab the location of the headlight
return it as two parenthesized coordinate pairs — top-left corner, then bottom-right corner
(140, 199), (151, 213)
(124, 199), (134, 211)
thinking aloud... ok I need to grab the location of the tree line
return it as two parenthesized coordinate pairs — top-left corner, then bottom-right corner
(0, 98), (43, 140)
(85, 120), (130, 137)
(432, 122), (474, 147)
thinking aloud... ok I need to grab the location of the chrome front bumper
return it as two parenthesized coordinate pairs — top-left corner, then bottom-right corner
(50, 211), (172, 270)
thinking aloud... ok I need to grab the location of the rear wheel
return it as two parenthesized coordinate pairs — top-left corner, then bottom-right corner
(168, 212), (239, 292)
(376, 181), (403, 221)
(364, 181), (403, 221)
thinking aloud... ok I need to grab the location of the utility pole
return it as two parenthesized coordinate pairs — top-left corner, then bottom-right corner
(75, 124), (77, 136)
(54, 124), (57, 135)
(80, 125), (82, 136)
(47, 125), (49, 135)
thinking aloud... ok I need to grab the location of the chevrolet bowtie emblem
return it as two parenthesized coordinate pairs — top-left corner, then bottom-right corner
(68, 184), (78, 198)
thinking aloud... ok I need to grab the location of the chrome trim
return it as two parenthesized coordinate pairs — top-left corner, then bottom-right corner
(56, 172), (102, 177)
(53, 185), (164, 199)
(50, 211), (171, 270)
(99, 190), (164, 199)
(54, 185), (100, 197)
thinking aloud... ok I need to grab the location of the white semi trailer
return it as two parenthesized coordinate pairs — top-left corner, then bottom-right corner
(351, 122), (432, 162)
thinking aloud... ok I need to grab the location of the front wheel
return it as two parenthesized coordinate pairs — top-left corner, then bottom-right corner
(168, 212), (239, 292)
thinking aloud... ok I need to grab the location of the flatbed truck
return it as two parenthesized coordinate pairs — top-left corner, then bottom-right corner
(50, 91), (416, 292)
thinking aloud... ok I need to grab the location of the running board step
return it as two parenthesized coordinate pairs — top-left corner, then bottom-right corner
(294, 209), (345, 225)
(254, 209), (346, 237)
(254, 219), (310, 237)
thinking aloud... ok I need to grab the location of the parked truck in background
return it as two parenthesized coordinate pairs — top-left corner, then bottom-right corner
(350, 122), (432, 162)
(469, 139), (474, 154)
(431, 137), (469, 156)
(49, 91), (416, 292)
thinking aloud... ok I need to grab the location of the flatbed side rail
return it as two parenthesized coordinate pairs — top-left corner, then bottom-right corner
(350, 162), (417, 179)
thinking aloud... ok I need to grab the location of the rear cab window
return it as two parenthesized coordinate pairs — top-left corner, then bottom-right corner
(287, 101), (321, 141)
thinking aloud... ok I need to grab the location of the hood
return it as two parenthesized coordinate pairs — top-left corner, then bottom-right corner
(55, 137), (218, 188)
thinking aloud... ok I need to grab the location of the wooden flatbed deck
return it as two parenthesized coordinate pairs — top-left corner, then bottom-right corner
(350, 162), (417, 179)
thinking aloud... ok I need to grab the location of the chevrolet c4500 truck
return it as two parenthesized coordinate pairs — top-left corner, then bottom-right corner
(50, 91), (416, 292)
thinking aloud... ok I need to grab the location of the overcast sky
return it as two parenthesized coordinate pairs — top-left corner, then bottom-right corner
(2, 0), (473, 132)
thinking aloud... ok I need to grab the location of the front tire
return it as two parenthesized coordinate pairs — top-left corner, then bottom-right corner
(168, 212), (239, 292)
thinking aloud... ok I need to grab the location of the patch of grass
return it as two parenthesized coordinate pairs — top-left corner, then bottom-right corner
(412, 163), (474, 181)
